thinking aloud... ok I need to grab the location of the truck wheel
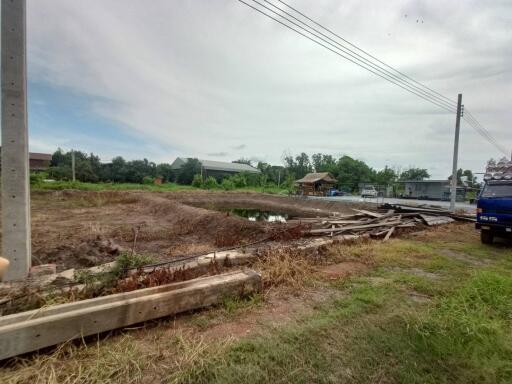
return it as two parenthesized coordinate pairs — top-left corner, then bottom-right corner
(481, 230), (494, 244)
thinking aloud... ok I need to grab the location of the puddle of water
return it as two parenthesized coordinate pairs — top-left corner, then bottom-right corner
(226, 208), (288, 223)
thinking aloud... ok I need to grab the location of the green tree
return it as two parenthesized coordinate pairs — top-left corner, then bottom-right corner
(399, 167), (430, 181)
(257, 162), (286, 185)
(335, 155), (376, 192)
(311, 153), (336, 173)
(177, 158), (201, 185)
(448, 169), (477, 186)
(110, 156), (127, 182)
(375, 166), (397, 186)
(284, 152), (312, 179)
(156, 163), (175, 183)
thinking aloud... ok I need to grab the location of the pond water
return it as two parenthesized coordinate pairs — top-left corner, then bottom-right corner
(226, 208), (289, 223)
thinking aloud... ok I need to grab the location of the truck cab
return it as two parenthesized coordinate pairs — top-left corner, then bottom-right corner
(476, 180), (512, 244)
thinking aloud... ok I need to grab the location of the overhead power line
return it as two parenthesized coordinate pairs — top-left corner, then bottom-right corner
(237, 0), (508, 156)
(259, 0), (457, 111)
(463, 111), (506, 154)
(463, 110), (508, 156)
(274, 0), (458, 108)
(238, 0), (457, 113)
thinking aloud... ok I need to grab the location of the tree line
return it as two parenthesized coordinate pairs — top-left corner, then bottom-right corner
(46, 149), (475, 191)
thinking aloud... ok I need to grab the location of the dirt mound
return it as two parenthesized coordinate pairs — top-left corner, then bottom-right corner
(3, 190), (374, 272)
(33, 236), (123, 271)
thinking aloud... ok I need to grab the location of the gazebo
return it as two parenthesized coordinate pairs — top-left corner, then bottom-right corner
(295, 172), (337, 196)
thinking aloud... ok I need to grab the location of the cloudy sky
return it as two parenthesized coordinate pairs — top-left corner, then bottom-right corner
(25, 0), (511, 178)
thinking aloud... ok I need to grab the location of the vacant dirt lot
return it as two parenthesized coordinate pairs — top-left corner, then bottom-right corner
(1, 190), (367, 271)
(3, 222), (511, 384)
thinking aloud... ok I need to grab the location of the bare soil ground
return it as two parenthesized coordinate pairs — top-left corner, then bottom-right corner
(1, 190), (366, 272)
(3, 222), (510, 384)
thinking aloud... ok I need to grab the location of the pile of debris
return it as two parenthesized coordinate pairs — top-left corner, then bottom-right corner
(297, 204), (475, 240)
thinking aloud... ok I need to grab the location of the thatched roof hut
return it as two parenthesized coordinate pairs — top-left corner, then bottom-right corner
(295, 172), (337, 196)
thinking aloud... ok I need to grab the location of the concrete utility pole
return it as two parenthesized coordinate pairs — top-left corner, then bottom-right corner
(450, 94), (463, 212)
(1, 0), (31, 280)
(71, 150), (76, 181)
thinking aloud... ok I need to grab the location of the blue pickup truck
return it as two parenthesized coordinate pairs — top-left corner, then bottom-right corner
(476, 180), (512, 244)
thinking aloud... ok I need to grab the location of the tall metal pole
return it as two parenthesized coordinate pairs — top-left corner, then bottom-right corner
(71, 150), (76, 181)
(450, 94), (463, 212)
(1, 0), (30, 281)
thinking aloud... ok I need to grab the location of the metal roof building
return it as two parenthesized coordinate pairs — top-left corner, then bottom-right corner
(400, 180), (466, 201)
(171, 157), (261, 175)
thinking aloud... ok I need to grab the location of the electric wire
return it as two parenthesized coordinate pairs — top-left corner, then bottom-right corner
(260, 0), (457, 111)
(275, 0), (458, 107)
(464, 111), (505, 152)
(238, 0), (456, 113)
(238, 0), (508, 156)
(462, 110), (508, 155)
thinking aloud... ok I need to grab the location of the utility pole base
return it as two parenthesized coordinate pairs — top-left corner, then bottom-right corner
(1, 0), (31, 281)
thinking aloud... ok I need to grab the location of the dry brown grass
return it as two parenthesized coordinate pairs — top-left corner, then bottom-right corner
(253, 247), (315, 290)
(319, 237), (376, 266)
(0, 329), (230, 384)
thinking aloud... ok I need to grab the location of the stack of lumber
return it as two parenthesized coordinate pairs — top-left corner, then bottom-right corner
(379, 203), (476, 222)
(300, 205), (471, 239)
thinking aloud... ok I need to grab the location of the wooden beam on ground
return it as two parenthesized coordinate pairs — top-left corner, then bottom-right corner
(420, 214), (455, 226)
(352, 209), (383, 218)
(0, 270), (261, 360)
(309, 220), (402, 234)
(383, 227), (395, 241)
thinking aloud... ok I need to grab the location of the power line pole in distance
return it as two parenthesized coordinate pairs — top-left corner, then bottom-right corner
(71, 149), (76, 182)
(450, 94), (463, 212)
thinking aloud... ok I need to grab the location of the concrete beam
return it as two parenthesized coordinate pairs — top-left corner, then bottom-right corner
(1, 0), (31, 281)
(0, 270), (262, 360)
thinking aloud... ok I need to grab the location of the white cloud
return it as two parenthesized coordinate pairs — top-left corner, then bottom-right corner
(27, 0), (512, 177)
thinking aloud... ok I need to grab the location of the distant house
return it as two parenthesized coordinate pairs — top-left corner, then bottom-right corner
(0, 149), (52, 172)
(295, 172), (337, 196)
(400, 180), (466, 201)
(29, 152), (53, 171)
(171, 157), (261, 178)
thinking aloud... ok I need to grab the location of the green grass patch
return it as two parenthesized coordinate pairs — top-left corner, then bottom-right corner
(32, 180), (289, 195)
(172, 282), (396, 383)
(222, 294), (264, 315)
(32, 180), (197, 192)
(171, 268), (512, 384)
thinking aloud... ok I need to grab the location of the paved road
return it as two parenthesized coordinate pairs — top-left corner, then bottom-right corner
(309, 195), (476, 214)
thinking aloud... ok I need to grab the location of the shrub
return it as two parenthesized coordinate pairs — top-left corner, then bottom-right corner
(191, 174), (203, 188)
(204, 176), (218, 190)
(221, 178), (236, 190)
(30, 172), (48, 186)
(231, 173), (247, 188)
(142, 176), (154, 185)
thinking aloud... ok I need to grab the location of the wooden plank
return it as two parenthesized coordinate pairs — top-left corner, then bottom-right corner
(420, 214), (455, 226)
(322, 220), (366, 225)
(352, 209), (383, 218)
(383, 227), (395, 241)
(309, 220), (402, 234)
(0, 270), (261, 360)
